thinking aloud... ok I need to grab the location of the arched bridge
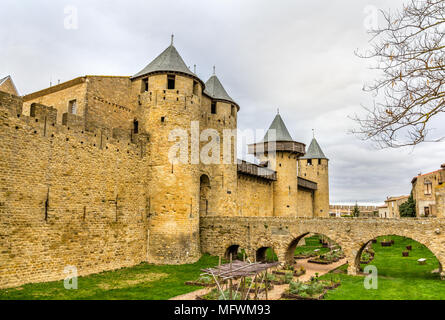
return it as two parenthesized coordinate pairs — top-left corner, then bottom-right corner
(200, 217), (445, 277)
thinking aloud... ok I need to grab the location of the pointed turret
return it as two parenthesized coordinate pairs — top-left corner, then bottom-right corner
(132, 36), (201, 83)
(248, 112), (305, 156)
(204, 68), (239, 109)
(299, 135), (330, 217)
(262, 114), (294, 142)
(302, 138), (328, 160)
(248, 112), (306, 218)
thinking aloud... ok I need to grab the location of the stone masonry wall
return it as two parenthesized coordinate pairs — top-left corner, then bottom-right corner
(0, 91), (150, 289)
(236, 174), (274, 216)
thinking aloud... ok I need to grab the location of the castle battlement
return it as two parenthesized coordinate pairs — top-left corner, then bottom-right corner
(0, 91), (149, 158)
(0, 40), (330, 289)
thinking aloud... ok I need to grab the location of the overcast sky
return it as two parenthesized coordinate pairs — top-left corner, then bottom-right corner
(1, 0), (444, 205)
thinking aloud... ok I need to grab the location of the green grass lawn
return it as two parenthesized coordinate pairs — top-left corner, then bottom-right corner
(0, 254), (221, 300)
(321, 235), (445, 300)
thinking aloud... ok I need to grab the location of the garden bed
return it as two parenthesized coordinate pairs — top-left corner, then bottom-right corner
(272, 269), (306, 277)
(281, 289), (328, 300)
(294, 253), (318, 259)
(281, 279), (341, 300)
(308, 257), (340, 265)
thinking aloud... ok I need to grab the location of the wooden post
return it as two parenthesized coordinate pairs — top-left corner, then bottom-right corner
(254, 275), (258, 300)
(229, 253), (233, 300)
(265, 270), (268, 300)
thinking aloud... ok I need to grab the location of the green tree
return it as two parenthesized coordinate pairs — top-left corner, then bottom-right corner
(399, 193), (416, 217)
(352, 203), (360, 217)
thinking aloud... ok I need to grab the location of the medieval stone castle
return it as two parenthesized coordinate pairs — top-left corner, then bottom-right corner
(0, 39), (330, 288)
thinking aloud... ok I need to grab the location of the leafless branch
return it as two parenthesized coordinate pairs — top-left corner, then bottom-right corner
(353, 0), (445, 148)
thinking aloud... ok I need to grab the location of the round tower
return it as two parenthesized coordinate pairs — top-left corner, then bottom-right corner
(131, 37), (205, 264)
(201, 68), (239, 217)
(299, 137), (330, 217)
(249, 113), (305, 217)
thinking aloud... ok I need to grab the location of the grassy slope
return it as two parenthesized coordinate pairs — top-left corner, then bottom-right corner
(322, 235), (445, 300)
(0, 254), (220, 300)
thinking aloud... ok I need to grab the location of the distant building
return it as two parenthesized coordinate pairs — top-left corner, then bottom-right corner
(329, 205), (378, 217)
(383, 195), (409, 218)
(412, 164), (445, 217)
(378, 205), (389, 218)
(0, 76), (19, 96)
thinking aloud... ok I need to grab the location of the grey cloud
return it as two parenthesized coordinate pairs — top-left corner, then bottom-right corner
(1, 0), (443, 204)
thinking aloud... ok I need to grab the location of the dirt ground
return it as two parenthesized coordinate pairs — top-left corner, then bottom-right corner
(170, 258), (347, 300)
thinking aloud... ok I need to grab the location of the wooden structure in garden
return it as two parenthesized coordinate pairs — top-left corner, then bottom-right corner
(201, 259), (280, 300)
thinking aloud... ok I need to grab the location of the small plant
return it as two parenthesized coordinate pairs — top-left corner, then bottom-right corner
(266, 273), (276, 282)
(197, 275), (213, 284)
(284, 271), (294, 284)
(283, 264), (295, 271)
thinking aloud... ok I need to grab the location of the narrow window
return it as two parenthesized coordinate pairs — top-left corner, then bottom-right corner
(133, 119), (139, 134)
(424, 181), (432, 195)
(193, 81), (199, 95)
(167, 75), (176, 89)
(318, 159), (322, 165)
(211, 102), (217, 114)
(161, 116), (165, 123)
(142, 78), (149, 92)
(307, 159), (312, 166)
(231, 105), (236, 117)
(68, 100), (77, 114)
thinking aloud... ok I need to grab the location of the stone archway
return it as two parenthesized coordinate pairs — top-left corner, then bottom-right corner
(284, 232), (343, 265)
(285, 233), (310, 264)
(225, 245), (239, 260)
(199, 174), (210, 217)
(352, 234), (444, 276)
(256, 246), (278, 262)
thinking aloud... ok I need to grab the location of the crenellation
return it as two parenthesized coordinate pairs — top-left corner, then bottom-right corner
(0, 41), (335, 289)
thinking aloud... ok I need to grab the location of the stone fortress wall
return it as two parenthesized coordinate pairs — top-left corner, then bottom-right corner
(0, 91), (150, 289)
(0, 41), (330, 288)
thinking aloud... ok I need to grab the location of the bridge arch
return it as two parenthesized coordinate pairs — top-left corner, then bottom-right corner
(256, 246), (278, 262)
(284, 232), (343, 264)
(351, 234), (443, 276)
(225, 245), (239, 260)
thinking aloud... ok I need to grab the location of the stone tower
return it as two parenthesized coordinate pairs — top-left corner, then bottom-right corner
(202, 71), (239, 217)
(131, 38), (205, 264)
(249, 113), (305, 217)
(299, 137), (329, 217)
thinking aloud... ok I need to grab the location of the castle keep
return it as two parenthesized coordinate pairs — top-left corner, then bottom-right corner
(0, 40), (329, 288)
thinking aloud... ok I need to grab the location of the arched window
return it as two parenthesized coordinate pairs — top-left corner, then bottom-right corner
(200, 175), (211, 216)
(133, 119), (139, 134)
(424, 180), (432, 195)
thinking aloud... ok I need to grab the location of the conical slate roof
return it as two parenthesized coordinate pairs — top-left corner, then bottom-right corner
(301, 138), (327, 159)
(132, 44), (197, 79)
(262, 114), (294, 142)
(204, 74), (236, 105)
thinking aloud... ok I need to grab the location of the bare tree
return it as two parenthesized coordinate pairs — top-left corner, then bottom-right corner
(353, 0), (445, 148)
